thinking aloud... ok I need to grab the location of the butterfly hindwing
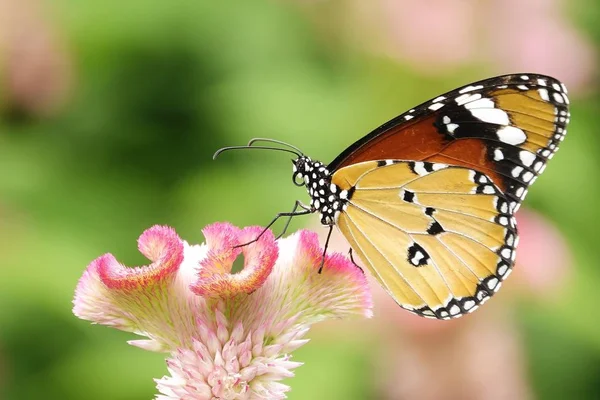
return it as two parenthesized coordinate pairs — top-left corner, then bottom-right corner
(332, 160), (517, 319)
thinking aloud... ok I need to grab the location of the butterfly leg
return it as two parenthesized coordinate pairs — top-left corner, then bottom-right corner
(275, 200), (311, 240)
(348, 248), (364, 273)
(318, 225), (334, 274)
(235, 200), (312, 248)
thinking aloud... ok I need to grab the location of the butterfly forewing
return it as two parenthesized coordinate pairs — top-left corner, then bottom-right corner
(332, 160), (517, 319)
(329, 74), (569, 212)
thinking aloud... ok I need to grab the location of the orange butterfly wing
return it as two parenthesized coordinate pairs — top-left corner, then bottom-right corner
(329, 74), (569, 213)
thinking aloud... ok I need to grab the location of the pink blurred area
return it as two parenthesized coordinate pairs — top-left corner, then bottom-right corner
(0, 0), (72, 116)
(300, 0), (596, 94)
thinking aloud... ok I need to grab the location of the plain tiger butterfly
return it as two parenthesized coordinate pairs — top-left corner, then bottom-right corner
(214, 74), (570, 320)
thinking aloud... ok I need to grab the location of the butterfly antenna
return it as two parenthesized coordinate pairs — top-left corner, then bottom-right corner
(247, 138), (304, 155)
(213, 145), (302, 160)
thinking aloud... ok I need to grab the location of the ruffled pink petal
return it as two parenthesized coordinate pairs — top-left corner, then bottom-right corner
(192, 223), (278, 298)
(73, 225), (199, 351)
(97, 225), (184, 290)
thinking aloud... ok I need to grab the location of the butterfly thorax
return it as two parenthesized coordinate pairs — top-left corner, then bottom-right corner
(292, 156), (350, 226)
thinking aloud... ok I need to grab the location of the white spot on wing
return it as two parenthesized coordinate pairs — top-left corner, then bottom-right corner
(515, 187), (525, 198)
(469, 108), (510, 125)
(411, 251), (425, 266)
(511, 166), (524, 177)
(553, 92), (564, 104)
(447, 123), (459, 133)
(507, 234), (515, 246)
(494, 148), (504, 161)
(497, 126), (527, 145)
(428, 103), (444, 111)
(464, 98), (495, 109)
(519, 151), (536, 167)
(487, 277), (499, 290)
(413, 162), (429, 176)
(482, 185), (496, 194)
(464, 300), (475, 310)
(458, 84), (484, 94)
(498, 264), (508, 276)
(455, 93), (482, 106)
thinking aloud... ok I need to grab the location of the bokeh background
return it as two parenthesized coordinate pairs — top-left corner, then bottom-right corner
(0, 0), (599, 399)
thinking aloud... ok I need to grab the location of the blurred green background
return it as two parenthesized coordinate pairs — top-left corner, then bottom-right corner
(0, 0), (599, 399)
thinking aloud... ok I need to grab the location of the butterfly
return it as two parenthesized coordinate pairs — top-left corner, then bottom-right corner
(214, 74), (570, 319)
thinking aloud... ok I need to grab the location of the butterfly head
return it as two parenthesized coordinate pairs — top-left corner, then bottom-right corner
(292, 156), (348, 226)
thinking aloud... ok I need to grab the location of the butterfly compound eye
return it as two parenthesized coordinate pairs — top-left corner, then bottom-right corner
(293, 171), (305, 186)
(292, 159), (306, 186)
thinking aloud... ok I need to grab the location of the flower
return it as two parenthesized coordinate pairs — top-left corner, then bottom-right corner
(73, 223), (372, 399)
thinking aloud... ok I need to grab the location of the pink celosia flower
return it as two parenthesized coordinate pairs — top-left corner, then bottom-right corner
(73, 223), (372, 399)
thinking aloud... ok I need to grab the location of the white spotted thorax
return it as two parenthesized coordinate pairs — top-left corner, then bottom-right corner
(293, 156), (348, 225)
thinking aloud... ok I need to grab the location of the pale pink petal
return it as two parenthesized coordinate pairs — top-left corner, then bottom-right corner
(73, 225), (203, 351)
